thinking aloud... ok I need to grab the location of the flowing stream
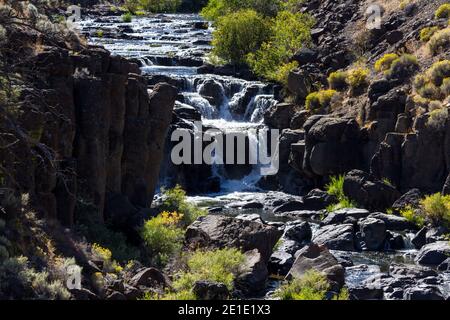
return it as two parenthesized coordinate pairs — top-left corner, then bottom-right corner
(78, 13), (448, 298)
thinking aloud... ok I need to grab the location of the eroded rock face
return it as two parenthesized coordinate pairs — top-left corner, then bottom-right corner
(21, 46), (177, 226)
(185, 215), (283, 263)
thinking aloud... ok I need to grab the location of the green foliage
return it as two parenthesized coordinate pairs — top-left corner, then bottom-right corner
(427, 60), (450, 86)
(124, 0), (140, 14)
(200, 0), (281, 22)
(346, 67), (370, 90)
(420, 26), (440, 42)
(305, 89), (337, 112)
(95, 29), (104, 38)
(435, 4), (450, 19)
(386, 54), (419, 79)
(122, 12), (133, 22)
(246, 10), (315, 82)
(143, 289), (197, 300)
(374, 53), (399, 73)
(440, 77), (450, 96)
(275, 270), (348, 300)
(161, 185), (207, 226)
(327, 71), (348, 91)
(91, 244), (123, 273)
(139, 0), (182, 12)
(429, 28), (450, 54)
(421, 193), (450, 227)
(400, 206), (425, 228)
(415, 60), (450, 101)
(0, 256), (70, 299)
(211, 9), (271, 64)
(325, 175), (356, 212)
(173, 248), (245, 292)
(141, 211), (184, 266)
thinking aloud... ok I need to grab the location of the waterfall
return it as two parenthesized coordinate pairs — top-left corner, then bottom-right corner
(78, 13), (279, 194)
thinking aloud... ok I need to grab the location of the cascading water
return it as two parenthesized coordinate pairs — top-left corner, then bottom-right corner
(77, 13), (278, 193)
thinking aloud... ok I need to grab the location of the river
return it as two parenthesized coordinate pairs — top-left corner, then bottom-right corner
(77, 13), (449, 299)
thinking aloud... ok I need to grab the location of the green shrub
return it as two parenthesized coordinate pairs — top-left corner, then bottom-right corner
(139, 0), (182, 12)
(148, 248), (245, 299)
(435, 3), (450, 19)
(275, 270), (349, 300)
(246, 10), (315, 82)
(141, 211), (184, 265)
(417, 83), (441, 100)
(400, 206), (425, 228)
(276, 61), (299, 85)
(211, 9), (271, 65)
(374, 53), (399, 73)
(327, 71), (348, 91)
(346, 67), (370, 90)
(0, 256), (71, 300)
(429, 28), (450, 54)
(91, 244), (122, 273)
(420, 26), (440, 42)
(124, 0), (140, 14)
(427, 107), (448, 131)
(305, 89), (337, 112)
(122, 12), (133, 22)
(173, 248), (245, 292)
(421, 193), (450, 227)
(161, 185), (207, 226)
(325, 175), (356, 212)
(387, 54), (419, 79)
(95, 29), (104, 38)
(440, 77), (450, 96)
(427, 60), (450, 86)
(200, 0), (281, 22)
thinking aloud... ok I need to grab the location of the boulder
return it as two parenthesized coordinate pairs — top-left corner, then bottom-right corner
(193, 281), (229, 300)
(391, 189), (422, 212)
(235, 249), (268, 295)
(198, 79), (224, 106)
(368, 213), (416, 231)
(284, 221), (312, 243)
(264, 103), (300, 129)
(312, 224), (355, 251)
(273, 200), (305, 213)
(269, 251), (295, 276)
(358, 218), (387, 251)
(415, 242), (450, 266)
(343, 170), (401, 212)
(411, 227), (427, 249)
(130, 268), (166, 288)
(287, 243), (345, 289)
(185, 215), (283, 262)
(302, 189), (337, 211)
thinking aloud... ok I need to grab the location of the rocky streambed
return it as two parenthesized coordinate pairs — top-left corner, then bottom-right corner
(78, 13), (450, 300)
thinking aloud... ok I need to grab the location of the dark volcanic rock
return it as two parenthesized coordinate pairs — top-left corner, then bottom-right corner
(312, 224), (355, 251)
(415, 242), (450, 266)
(343, 170), (401, 212)
(287, 243), (345, 289)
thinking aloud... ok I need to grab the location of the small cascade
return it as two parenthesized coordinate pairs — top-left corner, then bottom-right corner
(77, 13), (279, 193)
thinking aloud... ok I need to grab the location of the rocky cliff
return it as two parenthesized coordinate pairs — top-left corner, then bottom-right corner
(1, 44), (177, 227)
